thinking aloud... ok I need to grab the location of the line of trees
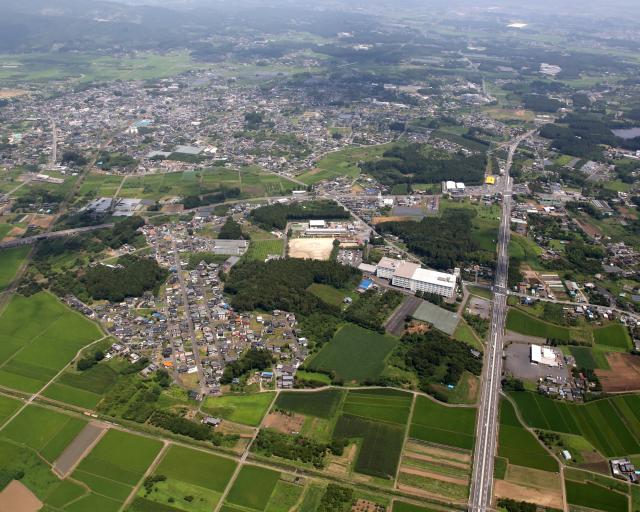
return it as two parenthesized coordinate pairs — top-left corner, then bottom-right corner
(249, 200), (349, 230)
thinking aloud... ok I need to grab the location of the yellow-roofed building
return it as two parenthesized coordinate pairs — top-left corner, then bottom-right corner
(485, 175), (496, 185)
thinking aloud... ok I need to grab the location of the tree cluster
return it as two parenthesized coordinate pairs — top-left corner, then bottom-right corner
(76, 350), (105, 371)
(220, 348), (274, 384)
(317, 484), (354, 512)
(183, 186), (241, 210)
(360, 143), (486, 187)
(344, 289), (404, 333)
(218, 217), (245, 240)
(249, 200), (349, 230)
(149, 410), (238, 446)
(84, 255), (168, 302)
(253, 428), (344, 468)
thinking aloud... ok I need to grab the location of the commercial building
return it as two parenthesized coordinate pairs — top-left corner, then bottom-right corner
(530, 345), (560, 367)
(211, 240), (249, 256)
(376, 257), (457, 298)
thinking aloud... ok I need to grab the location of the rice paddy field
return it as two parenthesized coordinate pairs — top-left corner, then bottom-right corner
(131, 445), (237, 512)
(201, 392), (275, 426)
(70, 429), (163, 510)
(341, 388), (413, 425)
(510, 391), (640, 457)
(224, 465), (281, 511)
(593, 323), (632, 351)
(0, 246), (29, 290)
(497, 399), (558, 472)
(308, 324), (398, 383)
(505, 308), (578, 342)
(0, 394), (21, 425)
(1, 405), (87, 463)
(0, 292), (103, 392)
(275, 388), (344, 418)
(409, 396), (477, 451)
(564, 468), (630, 512)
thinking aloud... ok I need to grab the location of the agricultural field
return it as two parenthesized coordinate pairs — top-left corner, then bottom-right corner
(568, 346), (599, 369)
(71, 429), (163, 510)
(593, 323), (632, 351)
(333, 413), (405, 479)
(131, 445), (237, 512)
(308, 324), (398, 383)
(78, 173), (124, 198)
(0, 394), (20, 425)
(202, 392), (275, 427)
(0, 292), (103, 392)
(307, 283), (353, 308)
(409, 396), (476, 451)
(223, 465), (282, 511)
(1, 405), (87, 463)
(393, 501), (449, 512)
(341, 388), (413, 425)
(564, 468), (630, 512)
(505, 308), (588, 343)
(510, 391), (640, 457)
(399, 440), (472, 504)
(275, 388), (344, 418)
(497, 400), (558, 472)
(244, 239), (284, 261)
(297, 143), (394, 185)
(0, 246), (29, 290)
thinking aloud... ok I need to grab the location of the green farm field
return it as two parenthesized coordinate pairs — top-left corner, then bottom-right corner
(505, 308), (589, 343)
(308, 324), (398, 383)
(497, 399), (558, 472)
(202, 392), (275, 426)
(593, 323), (632, 350)
(225, 465), (280, 511)
(42, 361), (120, 409)
(565, 477), (629, 512)
(72, 429), (162, 506)
(135, 445), (237, 512)
(1, 405), (87, 463)
(0, 246), (29, 290)
(0, 292), (103, 392)
(307, 283), (351, 308)
(275, 388), (344, 418)
(392, 501), (445, 512)
(510, 391), (640, 457)
(341, 388), (413, 425)
(409, 396), (476, 451)
(0, 394), (20, 425)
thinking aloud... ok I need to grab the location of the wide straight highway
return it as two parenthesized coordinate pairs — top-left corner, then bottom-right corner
(468, 131), (534, 511)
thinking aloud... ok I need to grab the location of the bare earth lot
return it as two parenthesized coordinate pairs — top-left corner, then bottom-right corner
(54, 422), (106, 477)
(288, 238), (334, 260)
(596, 352), (640, 392)
(494, 480), (563, 510)
(0, 480), (42, 512)
(263, 412), (305, 434)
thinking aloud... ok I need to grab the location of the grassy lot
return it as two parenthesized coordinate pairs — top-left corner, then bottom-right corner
(225, 465), (280, 511)
(308, 324), (398, 383)
(398, 472), (468, 501)
(454, 321), (483, 351)
(78, 173), (124, 197)
(593, 323), (632, 351)
(297, 143), (394, 185)
(568, 346), (600, 369)
(498, 399), (558, 472)
(393, 501), (446, 512)
(409, 396), (476, 451)
(244, 239), (284, 261)
(505, 308), (587, 343)
(307, 283), (352, 308)
(275, 388), (344, 418)
(510, 391), (640, 457)
(1, 405), (87, 463)
(341, 388), (413, 425)
(43, 360), (120, 409)
(0, 246), (29, 290)
(508, 234), (544, 270)
(0, 292), (103, 392)
(202, 392), (275, 426)
(333, 413), (405, 479)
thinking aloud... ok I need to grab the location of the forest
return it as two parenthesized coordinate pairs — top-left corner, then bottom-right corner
(360, 143), (486, 187)
(377, 209), (492, 269)
(249, 200), (350, 230)
(218, 216), (245, 239)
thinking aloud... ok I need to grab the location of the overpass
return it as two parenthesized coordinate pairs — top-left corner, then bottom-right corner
(0, 224), (114, 250)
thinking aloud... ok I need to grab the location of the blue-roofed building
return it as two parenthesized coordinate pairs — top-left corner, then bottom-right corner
(358, 278), (373, 291)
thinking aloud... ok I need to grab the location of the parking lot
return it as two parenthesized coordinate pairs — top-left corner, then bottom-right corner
(504, 343), (570, 382)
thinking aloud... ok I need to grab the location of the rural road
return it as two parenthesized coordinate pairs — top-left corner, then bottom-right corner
(468, 130), (534, 511)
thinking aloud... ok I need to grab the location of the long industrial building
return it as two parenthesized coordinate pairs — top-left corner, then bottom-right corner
(375, 257), (457, 298)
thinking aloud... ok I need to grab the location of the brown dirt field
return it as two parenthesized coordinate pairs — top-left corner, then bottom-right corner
(578, 461), (611, 474)
(575, 218), (602, 239)
(54, 423), (106, 478)
(0, 480), (42, 512)
(263, 412), (305, 434)
(400, 467), (468, 486)
(403, 453), (469, 470)
(372, 216), (414, 225)
(596, 352), (640, 392)
(161, 204), (184, 213)
(326, 444), (357, 476)
(494, 480), (563, 510)
(0, 89), (27, 99)
(7, 227), (26, 238)
(396, 484), (466, 504)
(506, 465), (561, 490)
(404, 442), (471, 464)
(30, 215), (55, 229)
(288, 238), (334, 260)
(617, 207), (637, 220)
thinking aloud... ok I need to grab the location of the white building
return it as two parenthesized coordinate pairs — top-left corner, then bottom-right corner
(376, 257), (456, 298)
(530, 345), (560, 367)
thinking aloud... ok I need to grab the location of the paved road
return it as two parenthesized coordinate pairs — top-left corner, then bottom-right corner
(0, 223), (114, 249)
(385, 295), (422, 336)
(469, 131), (534, 511)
